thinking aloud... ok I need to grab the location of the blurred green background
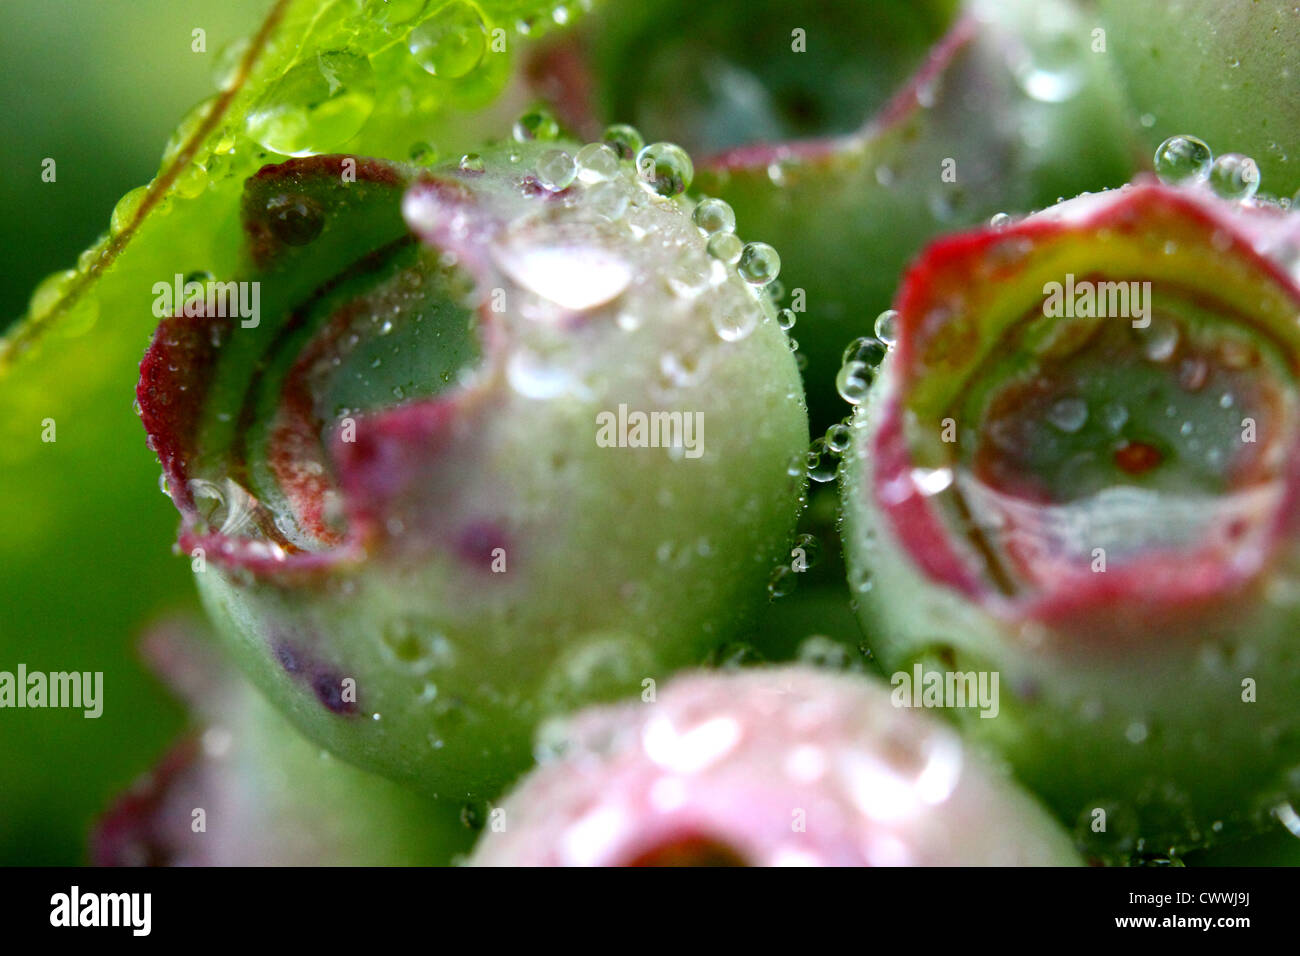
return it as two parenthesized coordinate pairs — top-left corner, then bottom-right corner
(0, 0), (270, 864)
(2, 0), (269, 329)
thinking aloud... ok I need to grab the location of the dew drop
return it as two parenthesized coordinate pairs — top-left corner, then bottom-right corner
(459, 152), (485, 173)
(575, 142), (619, 183)
(1153, 134), (1213, 185)
(601, 123), (644, 161)
(1208, 153), (1261, 200)
(536, 148), (577, 190)
(586, 180), (628, 220)
(836, 361), (874, 404)
(873, 309), (899, 345)
(28, 269), (77, 319)
(665, 254), (713, 298)
(1045, 396), (1088, 433)
(110, 186), (150, 236)
(636, 142), (694, 197)
(842, 336), (886, 366)
(797, 635), (859, 671)
(768, 564), (797, 598)
(706, 232), (742, 264)
(512, 107), (560, 143)
(1137, 317), (1179, 362)
(245, 52), (376, 157)
(264, 192), (325, 246)
(825, 422), (851, 453)
(1012, 21), (1085, 103)
(710, 307), (758, 343)
(807, 438), (836, 483)
(692, 197), (736, 235)
(407, 1), (487, 79)
(737, 242), (780, 285)
(1101, 402), (1128, 433)
(506, 348), (574, 398)
(366, 0), (428, 25)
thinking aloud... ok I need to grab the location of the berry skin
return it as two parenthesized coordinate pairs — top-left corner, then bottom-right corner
(92, 619), (473, 866)
(840, 179), (1300, 858)
(470, 667), (1079, 866)
(136, 142), (808, 800)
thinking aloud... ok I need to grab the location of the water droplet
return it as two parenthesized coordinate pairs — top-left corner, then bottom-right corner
(507, 348), (575, 398)
(512, 107), (560, 142)
(1012, 22), (1085, 103)
(989, 212), (1012, 230)
(777, 307), (796, 331)
(536, 148), (577, 190)
(495, 240), (631, 311)
(367, 0), (429, 25)
(378, 618), (454, 675)
(110, 186), (150, 236)
(264, 192), (325, 246)
(213, 38), (252, 90)
(171, 162), (209, 199)
(692, 197), (735, 235)
(768, 564), (798, 598)
(706, 232), (742, 264)
(1209, 153), (1261, 200)
(1137, 317), (1179, 362)
(245, 52), (376, 157)
(1046, 397), (1087, 432)
(910, 466), (953, 496)
(836, 361), (873, 404)
(575, 142), (619, 183)
(664, 253), (713, 298)
(28, 269), (77, 319)
(409, 141), (436, 164)
(797, 635), (860, 671)
(458, 152), (485, 173)
(586, 180), (628, 220)
(636, 142), (693, 197)
(806, 438), (837, 482)
(601, 123), (644, 161)
(1153, 134), (1212, 185)
(659, 349), (706, 387)
(407, 1), (487, 78)
(825, 422), (851, 453)
(842, 336), (886, 366)
(710, 307), (758, 343)
(873, 309), (899, 345)
(1101, 402), (1128, 433)
(737, 242), (780, 285)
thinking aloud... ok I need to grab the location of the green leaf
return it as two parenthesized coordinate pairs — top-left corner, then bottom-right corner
(0, 0), (591, 863)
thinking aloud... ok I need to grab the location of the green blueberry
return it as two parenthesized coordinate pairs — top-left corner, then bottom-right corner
(136, 138), (808, 800)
